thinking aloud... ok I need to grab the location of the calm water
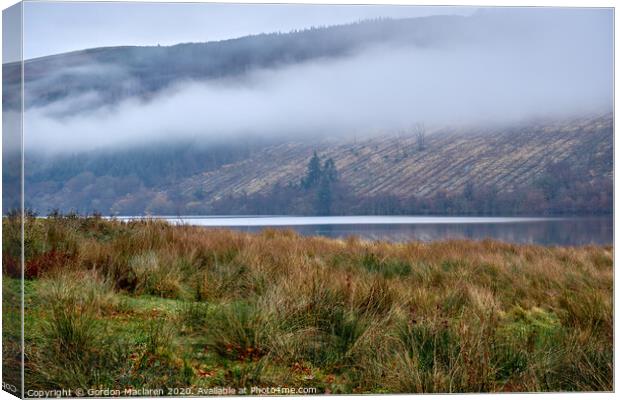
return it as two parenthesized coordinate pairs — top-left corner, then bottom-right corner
(131, 216), (612, 246)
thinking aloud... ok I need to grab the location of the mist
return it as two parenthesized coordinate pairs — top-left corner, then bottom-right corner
(23, 8), (612, 154)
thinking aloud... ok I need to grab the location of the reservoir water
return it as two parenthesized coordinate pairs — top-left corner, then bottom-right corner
(126, 216), (612, 246)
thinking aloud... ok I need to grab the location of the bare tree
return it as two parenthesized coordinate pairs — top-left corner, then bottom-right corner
(414, 123), (426, 151)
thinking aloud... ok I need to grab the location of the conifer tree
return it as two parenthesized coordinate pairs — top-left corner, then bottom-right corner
(302, 151), (322, 189)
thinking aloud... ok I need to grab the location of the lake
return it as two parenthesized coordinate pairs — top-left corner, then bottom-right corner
(127, 216), (613, 246)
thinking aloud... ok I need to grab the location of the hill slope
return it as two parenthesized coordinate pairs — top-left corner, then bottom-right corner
(22, 114), (612, 216)
(176, 114), (612, 208)
(5, 15), (471, 111)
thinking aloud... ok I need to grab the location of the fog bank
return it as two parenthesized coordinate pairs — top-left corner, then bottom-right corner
(24, 9), (613, 153)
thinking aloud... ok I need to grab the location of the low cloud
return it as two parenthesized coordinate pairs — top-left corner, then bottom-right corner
(24, 9), (612, 153)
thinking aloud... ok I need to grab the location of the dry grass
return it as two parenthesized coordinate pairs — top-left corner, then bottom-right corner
(2, 215), (613, 394)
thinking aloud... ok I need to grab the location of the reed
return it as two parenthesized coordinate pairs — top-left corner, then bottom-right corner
(2, 215), (612, 393)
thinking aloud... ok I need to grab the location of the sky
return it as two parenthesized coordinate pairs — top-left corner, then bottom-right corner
(23, 2), (475, 60)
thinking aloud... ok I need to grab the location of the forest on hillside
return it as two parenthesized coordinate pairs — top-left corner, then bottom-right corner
(5, 16), (468, 111)
(16, 113), (612, 217)
(206, 155), (612, 217)
(17, 143), (612, 217)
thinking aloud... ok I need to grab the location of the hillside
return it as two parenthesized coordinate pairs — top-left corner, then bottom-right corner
(22, 114), (612, 216)
(5, 9), (602, 113)
(5, 15), (470, 111)
(178, 115), (612, 205)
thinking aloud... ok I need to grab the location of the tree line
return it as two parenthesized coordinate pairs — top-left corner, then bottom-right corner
(206, 155), (611, 217)
(19, 149), (612, 217)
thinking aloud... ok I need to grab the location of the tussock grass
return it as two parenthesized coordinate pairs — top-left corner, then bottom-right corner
(3, 216), (612, 394)
(128, 251), (184, 298)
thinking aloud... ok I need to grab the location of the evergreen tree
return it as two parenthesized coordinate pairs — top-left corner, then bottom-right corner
(302, 151), (322, 189)
(316, 176), (332, 215)
(322, 158), (338, 182)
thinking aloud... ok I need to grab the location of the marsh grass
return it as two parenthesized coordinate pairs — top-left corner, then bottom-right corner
(3, 216), (612, 394)
(128, 251), (184, 298)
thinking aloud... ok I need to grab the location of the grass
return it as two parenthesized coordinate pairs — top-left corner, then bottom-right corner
(1, 215), (613, 394)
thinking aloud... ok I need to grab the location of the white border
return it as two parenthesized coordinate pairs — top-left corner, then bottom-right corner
(0, 1), (616, 399)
